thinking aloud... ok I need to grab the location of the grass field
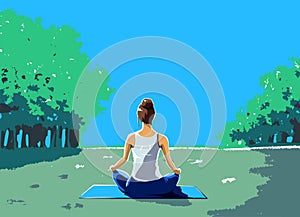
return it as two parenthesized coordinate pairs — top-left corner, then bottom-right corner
(0, 148), (269, 217)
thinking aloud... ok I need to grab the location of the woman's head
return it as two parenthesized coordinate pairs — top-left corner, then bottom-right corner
(137, 98), (155, 125)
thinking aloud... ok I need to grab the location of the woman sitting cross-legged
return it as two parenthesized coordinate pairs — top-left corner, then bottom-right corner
(109, 98), (188, 198)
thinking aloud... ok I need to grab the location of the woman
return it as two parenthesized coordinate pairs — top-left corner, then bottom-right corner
(110, 98), (187, 198)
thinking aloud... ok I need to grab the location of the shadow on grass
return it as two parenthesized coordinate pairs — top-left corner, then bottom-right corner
(208, 149), (300, 217)
(134, 198), (192, 206)
(0, 147), (81, 170)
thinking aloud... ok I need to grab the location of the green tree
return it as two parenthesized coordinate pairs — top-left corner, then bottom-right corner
(222, 58), (300, 147)
(0, 9), (114, 149)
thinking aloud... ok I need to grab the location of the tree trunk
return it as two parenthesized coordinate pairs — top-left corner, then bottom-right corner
(22, 125), (30, 148)
(6, 128), (14, 150)
(1, 130), (6, 148)
(39, 126), (47, 148)
(50, 126), (57, 148)
(280, 132), (289, 143)
(56, 126), (63, 148)
(268, 134), (275, 143)
(21, 127), (27, 148)
(291, 119), (300, 143)
(64, 128), (69, 148)
(15, 125), (21, 149)
(69, 129), (79, 148)
(29, 124), (40, 147)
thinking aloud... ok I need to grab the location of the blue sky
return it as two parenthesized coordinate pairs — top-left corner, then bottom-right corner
(1, 0), (300, 146)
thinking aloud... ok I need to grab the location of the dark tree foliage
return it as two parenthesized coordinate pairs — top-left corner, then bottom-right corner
(223, 59), (300, 147)
(230, 99), (300, 146)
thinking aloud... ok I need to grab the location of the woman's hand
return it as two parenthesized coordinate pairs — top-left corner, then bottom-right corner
(109, 139), (132, 172)
(173, 168), (181, 175)
(109, 165), (116, 172)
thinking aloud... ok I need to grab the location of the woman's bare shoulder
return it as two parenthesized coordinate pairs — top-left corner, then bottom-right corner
(158, 133), (168, 145)
(126, 133), (136, 144)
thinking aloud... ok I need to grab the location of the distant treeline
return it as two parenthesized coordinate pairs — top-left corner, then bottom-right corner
(230, 99), (300, 146)
(0, 91), (83, 149)
(222, 60), (300, 148)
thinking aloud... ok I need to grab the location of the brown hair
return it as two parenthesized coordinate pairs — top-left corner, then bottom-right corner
(137, 98), (155, 124)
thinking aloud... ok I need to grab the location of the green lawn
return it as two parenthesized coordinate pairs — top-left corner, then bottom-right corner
(0, 149), (269, 217)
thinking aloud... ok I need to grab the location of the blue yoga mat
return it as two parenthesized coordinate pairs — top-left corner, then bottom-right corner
(80, 185), (207, 199)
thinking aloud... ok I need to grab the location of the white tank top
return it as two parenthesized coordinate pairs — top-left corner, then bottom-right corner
(131, 132), (162, 182)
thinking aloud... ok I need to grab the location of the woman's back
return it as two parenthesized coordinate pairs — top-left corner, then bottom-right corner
(131, 132), (162, 181)
(110, 98), (184, 198)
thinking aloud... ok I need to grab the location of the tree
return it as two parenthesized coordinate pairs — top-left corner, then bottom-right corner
(0, 9), (114, 149)
(222, 58), (300, 147)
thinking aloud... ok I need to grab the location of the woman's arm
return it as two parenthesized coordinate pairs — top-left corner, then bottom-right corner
(159, 135), (181, 175)
(110, 134), (134, 171)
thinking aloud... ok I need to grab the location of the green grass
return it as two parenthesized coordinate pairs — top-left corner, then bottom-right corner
(0, 149), (269, 217)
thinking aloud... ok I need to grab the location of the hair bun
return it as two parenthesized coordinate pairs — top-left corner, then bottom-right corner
(141, 98), (154, 109)
(137, 98), (155, 124)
